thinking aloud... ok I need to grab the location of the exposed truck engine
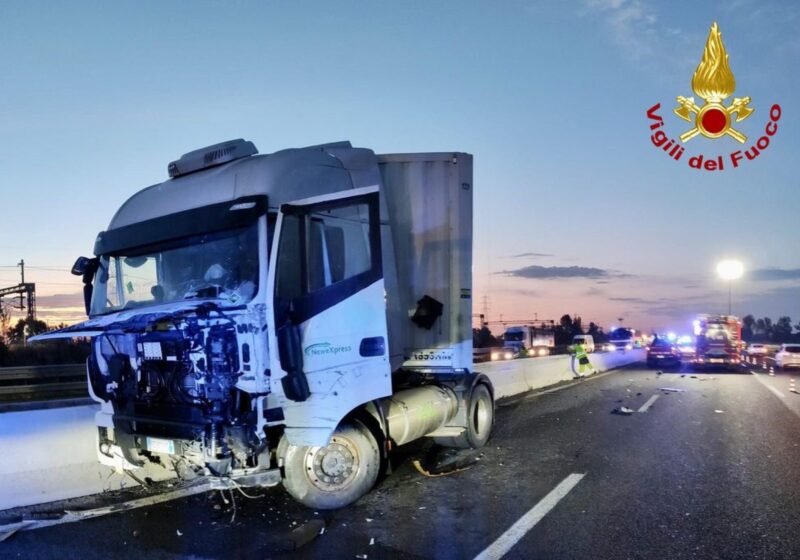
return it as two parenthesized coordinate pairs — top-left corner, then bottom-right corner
(33, 140), (494, 509)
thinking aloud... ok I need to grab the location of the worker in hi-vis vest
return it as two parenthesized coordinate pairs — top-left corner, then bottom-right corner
(569, 341), (596, 377)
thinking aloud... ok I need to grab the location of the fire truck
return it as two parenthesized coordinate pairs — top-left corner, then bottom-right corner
(692, 315), (742, 370)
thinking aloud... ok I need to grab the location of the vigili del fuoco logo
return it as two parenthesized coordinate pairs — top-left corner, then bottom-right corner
(646, 22), (782, 171)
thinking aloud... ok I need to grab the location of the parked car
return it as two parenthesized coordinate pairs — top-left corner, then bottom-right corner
(746, 343), (768, 356)
(646, 337), (682, 368)
(572, 334), (595, 353)
(775, 344), (800, 369)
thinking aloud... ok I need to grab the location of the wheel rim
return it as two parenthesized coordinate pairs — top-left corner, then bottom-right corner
(472, 390), (492, 437)
(303, 435), (361, 493)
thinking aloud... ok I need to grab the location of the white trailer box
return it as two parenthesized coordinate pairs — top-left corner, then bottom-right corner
(378, 153), (473, 373)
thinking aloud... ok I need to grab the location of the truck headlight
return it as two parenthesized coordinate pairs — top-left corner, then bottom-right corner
(625, 344), (632, 350)
(538, 348), (549, 356)
(491, 352), (500, 361)
(504, 352), (513, 360)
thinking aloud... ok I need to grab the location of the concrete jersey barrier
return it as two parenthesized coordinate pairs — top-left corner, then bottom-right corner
(0, 349), (644, 511)
(476, 349), (645, 399)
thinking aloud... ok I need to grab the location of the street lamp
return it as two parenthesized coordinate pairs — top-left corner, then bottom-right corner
(716, 259), (743, 315)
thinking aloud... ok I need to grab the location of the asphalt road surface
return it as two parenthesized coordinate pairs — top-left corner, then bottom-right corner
(5, 361), (800, 559)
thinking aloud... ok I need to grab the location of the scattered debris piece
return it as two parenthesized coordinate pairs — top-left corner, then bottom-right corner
(176, 529), (183, 537)
(356, 555), (368, 559)
(714, 410), (725, 414)
(656, 371), (663, 375)
(612, 407), (635, 415)
(284, 520), (325, 550)
(659, 388), (686, 393)
(419, 506), (426, 510)
(369, 538), (375, 546)
(366, 518), (373, 523)
(690, 375), (698, 379)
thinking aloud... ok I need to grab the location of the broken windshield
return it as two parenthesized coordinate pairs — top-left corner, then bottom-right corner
(90, 224), (259, 315)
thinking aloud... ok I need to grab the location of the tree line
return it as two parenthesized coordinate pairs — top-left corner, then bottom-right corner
(741, 315), (800, 344)
(0, 313), (90, 367)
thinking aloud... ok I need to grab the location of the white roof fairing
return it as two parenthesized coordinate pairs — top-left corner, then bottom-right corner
(106, 141), (382, 231)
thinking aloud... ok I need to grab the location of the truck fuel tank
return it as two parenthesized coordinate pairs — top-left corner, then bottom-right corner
(380, 386), (458, 446)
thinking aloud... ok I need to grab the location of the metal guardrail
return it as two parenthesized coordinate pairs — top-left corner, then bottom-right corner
(0, 364), (88, 405)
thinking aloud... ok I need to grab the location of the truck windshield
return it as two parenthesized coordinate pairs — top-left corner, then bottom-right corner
(505, 332), (524, 341)
(91, 224), (259, 315)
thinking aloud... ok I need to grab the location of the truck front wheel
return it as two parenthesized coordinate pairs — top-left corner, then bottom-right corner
(280, 419), (380, 510)
(434, 383), (494, 449)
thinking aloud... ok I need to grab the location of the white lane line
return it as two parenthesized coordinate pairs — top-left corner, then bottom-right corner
(473, 473), (585, 560)
(638, 394), (659, 413)
(752, 371), (785, 398)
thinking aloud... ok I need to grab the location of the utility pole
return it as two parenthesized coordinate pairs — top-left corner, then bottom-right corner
(18, 260), (24, 312)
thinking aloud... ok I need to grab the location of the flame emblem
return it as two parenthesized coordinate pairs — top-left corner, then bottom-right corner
(674, 22), (753, 143)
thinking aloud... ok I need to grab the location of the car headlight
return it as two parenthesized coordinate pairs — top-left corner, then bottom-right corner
(606, 344), (614, 351)
(625, 344), (632, 350)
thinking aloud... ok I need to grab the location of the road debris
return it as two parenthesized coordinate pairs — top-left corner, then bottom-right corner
(659, 388), (686, 393)
(356, 555), (368, 559)
(714, 410), (725, 414)
(176, 529), (183, 537)
(283, 520), (325, 550)
(657, 371), (663, 375)
(370, 538), (375, 546)
(611, 407), (635, 415)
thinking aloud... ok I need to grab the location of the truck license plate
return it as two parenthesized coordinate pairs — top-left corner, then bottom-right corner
(710, 358), (724, 364)
(146, 437), (175, 455)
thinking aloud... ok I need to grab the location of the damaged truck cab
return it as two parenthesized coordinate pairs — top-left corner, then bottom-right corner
(34, 139), (493, 509)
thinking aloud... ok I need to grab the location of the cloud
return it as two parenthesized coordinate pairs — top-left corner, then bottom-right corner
(749, 268), (800, 281)
(506, 252), (554, 258)
(36, 292), (85, 308)
(584, 287), (605, 296)
(501, 288), (541, 297)
(499, 265), (614, 279)
(583, 0), (660, 58)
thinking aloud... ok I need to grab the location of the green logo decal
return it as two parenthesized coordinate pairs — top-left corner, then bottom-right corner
(304, 342), (353, 358)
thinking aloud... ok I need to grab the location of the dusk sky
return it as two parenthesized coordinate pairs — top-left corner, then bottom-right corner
(0, 0), (798, 334)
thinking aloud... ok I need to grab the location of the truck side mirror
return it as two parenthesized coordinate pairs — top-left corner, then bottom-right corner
(71, 256), (95, 276)
(73, 257), (99, 316)
(277, 321), (310, 402)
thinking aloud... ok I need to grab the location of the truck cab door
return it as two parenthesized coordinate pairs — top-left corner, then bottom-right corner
(268, 186), (391, 447)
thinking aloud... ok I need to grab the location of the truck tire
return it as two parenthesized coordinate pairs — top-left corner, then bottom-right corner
(434, 383), (494, 449)
(280, 419), (380, 510)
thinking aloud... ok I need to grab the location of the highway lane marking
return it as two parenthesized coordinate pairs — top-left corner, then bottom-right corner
(638, 394), (659, 413)
(473, 473), (585, 560)
(750, 370), (800, 422)
(752, 371), (785, 399)
(503, 369), (621, 406)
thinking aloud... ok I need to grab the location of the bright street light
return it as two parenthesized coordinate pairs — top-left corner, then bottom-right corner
(716, 259), (744, 314)
(716, 259), (744, 281)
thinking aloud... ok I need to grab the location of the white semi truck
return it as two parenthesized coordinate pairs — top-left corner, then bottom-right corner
(503, 325), (555, 357)
(33, 140), (494, 509)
